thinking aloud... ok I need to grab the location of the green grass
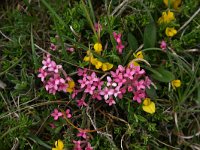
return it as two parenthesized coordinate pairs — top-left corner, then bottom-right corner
(0, 0), (200, 149)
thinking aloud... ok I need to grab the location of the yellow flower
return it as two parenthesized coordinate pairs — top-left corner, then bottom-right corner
(171, 79), (181, 89)
(127, 60), (140, 67)
(94, 43), (102, 53)
(134, 51), (144, 59)
(158, 10), (175, 24)
(102, 62), (113, 71)
(66, 80), (75, 93)
(142, 98), (156, 114)
(91, 58), (102, 69)
(52, 139), (64, 150)
(163, 0), (181, 9)
(165, 27), (177, 37)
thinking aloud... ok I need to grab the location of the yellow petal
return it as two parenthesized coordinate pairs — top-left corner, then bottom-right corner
(142, 101), (156, 114)
(127, 60), (140, 67)
(102, 63), (113, 71)
(83, 56), (90, 62)
(68, 80), (75, 88)
(95, 60), (102, 69)
(57, 139), (64, 150)
(165, 27), (177, 37)
(134, 51), (143, 59)
(173, 0), (181, 9)
(143, 98), (151, 106)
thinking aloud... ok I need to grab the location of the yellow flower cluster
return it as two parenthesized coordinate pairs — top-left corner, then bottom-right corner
(158, 0), (181, 37)
(84, 43), (113, 71)
(163, 0), (181, 10)
(158, 10), (175, 24)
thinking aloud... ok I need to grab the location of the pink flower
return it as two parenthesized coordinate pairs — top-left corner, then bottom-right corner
(160, 40), (167, 51)
(94, 22), (102, 32)
(124, 68), (135, 80)
(133, 80), (145, 90)
(113, 32), (122, 43)
(92, 91), (102, 100)
(78, 77), (88, 88)
(77, 130), (87, 139)
(116, 43), (125, 54)
(77, 68), (87, 77)
(51, 109), (63, 120)
(48, 61), (62, 73)
(86, 72), (98, 84)
(100, 87), (114, 100)
(85, 142), (93, 150)
(76, 99), (87, 107)
(73, 140), (82, 150)
(65, 109), (72, 118)
(144, 76), (151, 89)
(105, 97), (116, 106)
(42, 56), (52, 69)
(85, 85), (96, 95)
(133, 90), (145, 103)
(50, 43), (57, 51)
(67, 47), (75, 52)
(49, 123), (56, 129)
(38, 68), (47, 82)
(107, 76), (117, 87)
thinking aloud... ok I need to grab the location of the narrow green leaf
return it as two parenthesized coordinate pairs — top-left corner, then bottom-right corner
(31, 25), (39, 72)
(143, 22), (156, 48)
(151, 67), (175, 83)
(28, 135), (51, 149)
(146, 86), (158, 99)
(128, 33), (138, 51)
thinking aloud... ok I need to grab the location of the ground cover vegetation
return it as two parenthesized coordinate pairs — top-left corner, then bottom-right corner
(0, 0), (200, 149)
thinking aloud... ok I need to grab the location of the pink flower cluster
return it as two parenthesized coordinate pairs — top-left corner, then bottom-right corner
(74, 64), (151, 106)
(113, 32), (125, 54)
(38, 54), (69, 95)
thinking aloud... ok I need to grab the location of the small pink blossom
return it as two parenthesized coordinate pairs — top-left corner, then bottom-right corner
(100, 87), (114, 100)
(49, 123), (56, 129)
(73, 140), (82, 150)
(67, 47), (75, 52)
(133, 90), (145, 103)
(48, 61), (62, 73)
(160, 40), (167, 51)
(77, 130), (87, 139)
(105, 97), (116, 106)
(113, 32), (122, 43)
(85, 85), (96, 95)
(50, 43), (57, 51)
(85, 143), (93, 150)
(94, 22), (102, 32)
(76, 99), (87, 107)
(116, 43), (125, 54)
(38, 68), (47, 82)
(65, 109), (72, 118)
(51, 109), (63, 120)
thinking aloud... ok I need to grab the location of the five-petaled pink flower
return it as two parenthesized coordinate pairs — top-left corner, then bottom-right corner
(50, 43), (57, 51)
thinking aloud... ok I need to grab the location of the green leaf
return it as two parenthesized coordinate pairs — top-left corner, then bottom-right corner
(143, 22), (156, 48)
(151, 67), (175, 82)
(128, 33), (138, 51)
(28, 135), (51, 149)
(146, 86), (158, 99)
